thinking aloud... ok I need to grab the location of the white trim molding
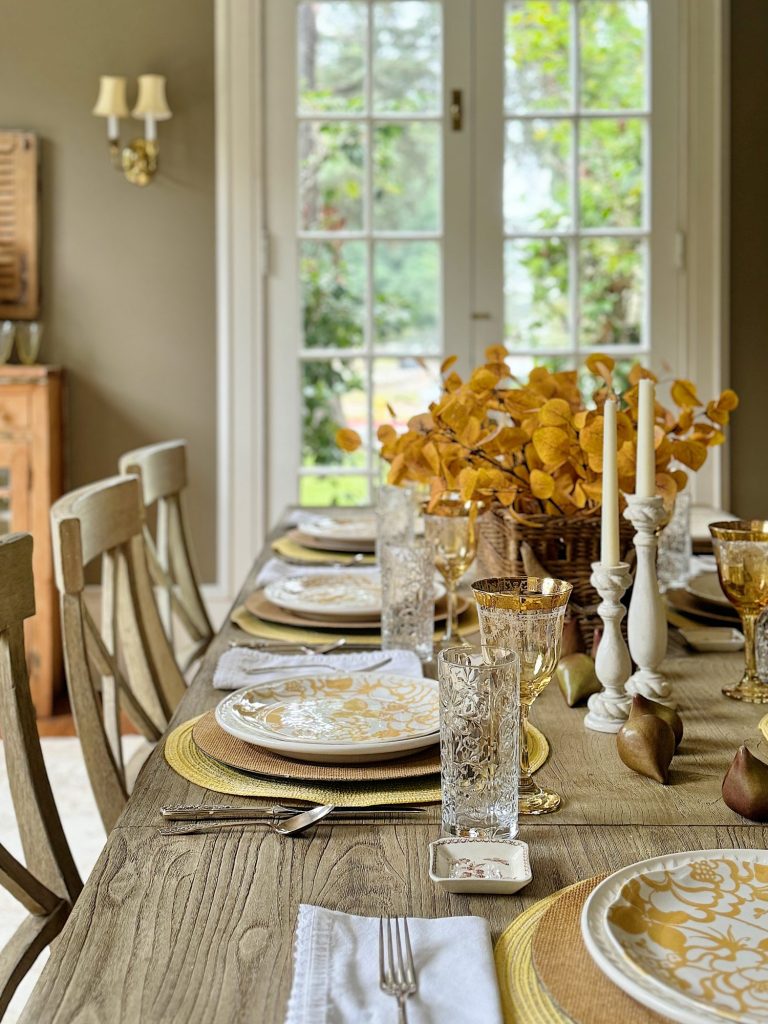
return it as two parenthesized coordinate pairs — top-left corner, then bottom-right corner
(214, 0), (267, 608)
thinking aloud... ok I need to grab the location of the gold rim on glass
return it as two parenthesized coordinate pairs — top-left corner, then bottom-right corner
(709, 520), (768, 702)
(471, 576), (573, 815)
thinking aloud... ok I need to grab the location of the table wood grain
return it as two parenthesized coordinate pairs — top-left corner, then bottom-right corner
(21, 520), (768, 1023)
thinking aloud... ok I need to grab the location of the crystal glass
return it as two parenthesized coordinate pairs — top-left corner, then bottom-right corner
(657, 490), (692, 592)
(438, 645), (520, 839)
(423, 494), (484, 645)
(380, 538), (434, 661)
(471, 576), (573, 814)
(710, 520), (768, 702)
(14, 322), (43, 365)
(376, 483), (416, 559)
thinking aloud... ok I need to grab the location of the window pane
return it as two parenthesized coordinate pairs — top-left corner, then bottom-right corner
(373, 2), (442, 114)
(579, 237), (645, 347)
(373, 357), (441, 434)
(373, 122), (441, 230)
(504, 238), (570, 351)
(301, 241), (366, 350)
(580, 1), (648, 110)
(374, 241), (440, 352)
(505, 119), (572, 232)
(505, 1), (572, 113)
(505, 354), (574, 383)
(300, 475), (370, 506)
(298, 2), (367, 114)
(299, 122), (365, 231)
(301, 358), (368, 468)
(580, 118), (645, 229)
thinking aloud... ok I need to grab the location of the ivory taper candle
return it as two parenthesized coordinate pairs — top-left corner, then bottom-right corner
(635, 378), (656, 498)
(601, 396), (620, 566)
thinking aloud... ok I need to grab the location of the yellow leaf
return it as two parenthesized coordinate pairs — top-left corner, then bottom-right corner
(440, 354), (458, 376)
(377, 424), (396, 444)
(672, 469), (689, 491)
(538, 398), (572, 428)
(458, 466), (479, 501)
(443, 371), (463, 393)
(585, 353), (615, 382)
(532, 426), (571, 468)
(628, 362), (658, 386)
(530, 469), (555, 500)
(335, 428), (362, 453)
(485, 344), (508, 364)
(573, 410), (589, 430)
(580, 416), (605, 456)
(670, 379), (702, 408)
(386, 402), (397, 418)
(422, 441), (441, 475)
(469, 367), (499, 392)
(706, 389), (740, 425)
(670, 438), (708, 471)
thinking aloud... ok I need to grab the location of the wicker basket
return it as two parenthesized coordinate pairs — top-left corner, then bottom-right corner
(475, 507), (635, 650)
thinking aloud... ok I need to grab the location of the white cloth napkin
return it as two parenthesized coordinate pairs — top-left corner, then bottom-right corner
(213, 647), (423, 690)
(285, 906), (503, 1024)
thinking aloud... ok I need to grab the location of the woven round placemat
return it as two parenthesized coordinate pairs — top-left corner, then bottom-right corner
(191, 711), (549, 781)
(531, 875), (669, 1024)
(230, 602), (480, 644)
(166, 716), (549, 806)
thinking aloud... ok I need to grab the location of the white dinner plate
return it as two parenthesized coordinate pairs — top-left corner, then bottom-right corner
(215, 672), (440, 763)
(300, 513), (378, 546)
(582, 849), (768, 1024)
(264, 570), (446, 621)
(686, 572), (730, 608)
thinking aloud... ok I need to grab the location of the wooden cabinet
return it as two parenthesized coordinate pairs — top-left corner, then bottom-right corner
(0, 366), (63, 716)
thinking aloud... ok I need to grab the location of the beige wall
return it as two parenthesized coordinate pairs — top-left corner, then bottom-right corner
(0, 0), (217, 579)
(730, 0), (768, 518)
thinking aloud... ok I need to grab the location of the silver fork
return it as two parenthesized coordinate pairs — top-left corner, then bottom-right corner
(244, 655), (392, 675)
(379, 916), (417, 1023)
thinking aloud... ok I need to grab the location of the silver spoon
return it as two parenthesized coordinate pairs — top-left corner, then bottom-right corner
(270, 804), (335, 836)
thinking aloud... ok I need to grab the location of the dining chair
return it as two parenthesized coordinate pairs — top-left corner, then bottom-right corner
(0, 532), (82, 1020)
(118, 440), (214, 673)
(50, 475), (187, 833)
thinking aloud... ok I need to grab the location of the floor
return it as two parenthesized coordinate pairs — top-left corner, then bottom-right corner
(0, 735), (144, 1023)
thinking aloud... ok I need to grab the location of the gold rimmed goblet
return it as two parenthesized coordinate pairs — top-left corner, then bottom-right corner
(710, 520), (768, 702)
(423, 493), (485, 647)
(471, 576), (573, 814)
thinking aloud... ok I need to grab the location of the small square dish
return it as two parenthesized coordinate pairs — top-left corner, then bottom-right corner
(679, 626), (744, 652)
(428, 837), (532, 894)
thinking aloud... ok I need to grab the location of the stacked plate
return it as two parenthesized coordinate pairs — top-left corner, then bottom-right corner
(290, 513), (378, 554)
(215, 671), (439, 764)
(667, 571), (740, 628)
(581, 849), (768, 1023)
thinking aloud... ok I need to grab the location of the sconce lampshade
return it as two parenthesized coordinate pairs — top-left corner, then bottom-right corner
(92, 76), (130, 118)
(132, 75), (172, 121)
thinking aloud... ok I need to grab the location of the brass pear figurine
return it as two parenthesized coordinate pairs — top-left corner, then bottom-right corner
(628, 694), (683, 749)
(556, 653), (601, 707)
(617, 713), (676, 784)
(722, 745), (768, 821)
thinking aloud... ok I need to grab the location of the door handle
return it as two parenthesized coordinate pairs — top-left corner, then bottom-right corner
(450, 89), (463, 131)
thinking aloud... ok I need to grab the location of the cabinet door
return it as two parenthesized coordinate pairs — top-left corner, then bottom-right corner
(0, 442), (30, 536)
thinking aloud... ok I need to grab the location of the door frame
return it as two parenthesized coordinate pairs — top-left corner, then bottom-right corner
(211, 0), (730, 607)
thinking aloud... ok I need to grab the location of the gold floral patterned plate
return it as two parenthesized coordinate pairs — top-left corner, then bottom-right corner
(582, 849), (768, 1024)
(215, 673), (440, 764)
(264, 571), (384, 619)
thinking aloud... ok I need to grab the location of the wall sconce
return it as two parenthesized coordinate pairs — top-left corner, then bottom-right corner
(92, 74), (172, 187)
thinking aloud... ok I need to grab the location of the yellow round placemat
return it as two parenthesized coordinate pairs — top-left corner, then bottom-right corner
(271, 535), (376, 565)
(165, 716), (549, 804)
(230, 602), (480, 644)
(495, 881), (585, 1024)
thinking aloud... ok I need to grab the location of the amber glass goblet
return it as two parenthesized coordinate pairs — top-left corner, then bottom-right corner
(471, 576), (573, 814)
(710, 520), (768, 702)
(423, 494), (485, 646)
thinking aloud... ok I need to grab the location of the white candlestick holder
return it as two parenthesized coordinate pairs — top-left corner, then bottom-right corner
(584, 561), (633, 733)
(624, 494), (675, 707)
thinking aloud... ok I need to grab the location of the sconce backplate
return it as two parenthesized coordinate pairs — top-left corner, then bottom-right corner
(121, 138), (159, 187)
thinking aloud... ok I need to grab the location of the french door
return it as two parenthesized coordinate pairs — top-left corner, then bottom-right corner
(264, 0), (681, 521)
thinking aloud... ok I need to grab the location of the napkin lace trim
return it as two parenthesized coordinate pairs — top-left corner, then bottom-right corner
(285, 905), (332, 1024)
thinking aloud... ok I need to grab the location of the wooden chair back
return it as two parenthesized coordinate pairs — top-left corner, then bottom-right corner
(119, 441), (213, 671)
(0, 533), (82, 1019)
(50, 476), (187, 832)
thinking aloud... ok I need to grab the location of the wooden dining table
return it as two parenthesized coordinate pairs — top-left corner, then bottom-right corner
(21, 517), (768, 1023)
